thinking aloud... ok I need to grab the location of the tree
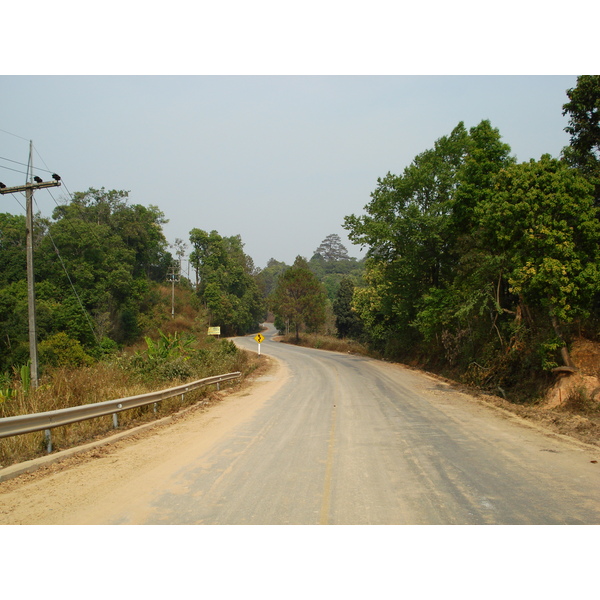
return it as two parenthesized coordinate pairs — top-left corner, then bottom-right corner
(477, 155), (600, 366)
(411, 121), (517, 365)
(189, 229), (264, 335)
(313, 234), (350, 261)
(344, 122), (471, 350)
(562, 75), (600, 203)
(0, 188), (175, 369)
(451, 120), (515, 234)
(270, 256), (327, 341)
(51, 188), (171, 281)
(0, 213), (27, 286)
(256, 258), (289, 298)
(333, 277), (363, 339)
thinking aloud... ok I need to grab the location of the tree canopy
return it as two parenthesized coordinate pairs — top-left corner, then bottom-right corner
(189, 229), (264, 336)
(0, 188), (174, 371)
(562, 75), (600, 204)
(270, 256), (328, 341)
(344, 109), (600, 391)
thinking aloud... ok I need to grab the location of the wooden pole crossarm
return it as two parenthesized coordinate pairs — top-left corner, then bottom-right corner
(0, 180), (61, 194)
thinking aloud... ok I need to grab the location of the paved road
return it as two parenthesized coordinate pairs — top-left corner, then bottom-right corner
(4, 323), (598, 525)
(188, 324), (599, 525)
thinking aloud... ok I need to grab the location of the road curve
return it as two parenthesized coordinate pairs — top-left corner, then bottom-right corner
(229, 325), (600, 524)
(1, 323), (598, 525)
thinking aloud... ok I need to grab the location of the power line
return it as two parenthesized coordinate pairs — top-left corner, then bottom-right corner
(43, 224), (99, 345)
(0, 154), (54, 174)
(0, 163), (29, 176)
(0, 127), (29, 142)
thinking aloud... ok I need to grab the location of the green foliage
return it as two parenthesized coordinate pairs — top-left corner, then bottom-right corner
(0, 213), (27, 286)
(478, 155), (600, 324)
(0, 188), (176, 371)
(562, 75), (600, 202)
(141, 330), (194, 362)
(313, 234), (350, 262)
(0, 371), (14, 403)
(189, 229), (265, 335)
(270, 256), (328, 341)
(344, 105), (600, 396)
(129, 330), (242, 384)
(132, 330), (196, 380)
(333, 277), (364, 339)
(256, 258), (289, 298)
(38, 333), (94, 368)
(19, 360), (31, 393)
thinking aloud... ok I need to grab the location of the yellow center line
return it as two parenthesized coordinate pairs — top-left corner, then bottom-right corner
(319, 403), (337, 524)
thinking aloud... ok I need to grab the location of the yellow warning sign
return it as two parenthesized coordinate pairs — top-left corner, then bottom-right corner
(254, 333), (265, 344)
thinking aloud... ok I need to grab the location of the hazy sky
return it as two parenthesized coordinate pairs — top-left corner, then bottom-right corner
(0, 75), (579, 269)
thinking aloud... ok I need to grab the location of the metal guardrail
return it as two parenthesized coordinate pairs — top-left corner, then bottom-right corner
(0, 372), (241, 451)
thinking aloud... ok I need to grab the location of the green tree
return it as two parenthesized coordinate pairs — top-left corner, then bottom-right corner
(189, 229), (264, 335)
(562, 75), (600, 203)
(270, 256), (327, 341)
(0, 188), (174, 369)
(333, 277), (363, 339)
(344, 122), (471, 351)
(0, 213), (27, 286)
(412, 120), (517, 365)
(256, 258), (289, 299)
(477, 155), (600, 366)
(313, 234), (350, 261)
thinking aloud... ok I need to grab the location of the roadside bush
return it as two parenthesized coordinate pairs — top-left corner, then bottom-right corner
(38, 332), (94, 369)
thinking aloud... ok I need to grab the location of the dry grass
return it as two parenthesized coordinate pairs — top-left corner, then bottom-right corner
(0, 346), (259, 468)
(279, 333), (370, 356)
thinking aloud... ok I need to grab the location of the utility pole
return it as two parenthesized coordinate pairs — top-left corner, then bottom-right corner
(167, 261), (180, 319)
(0, 142), (61, 389)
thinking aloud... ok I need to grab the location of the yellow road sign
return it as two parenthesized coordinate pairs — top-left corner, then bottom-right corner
(254, 333), (265, 344)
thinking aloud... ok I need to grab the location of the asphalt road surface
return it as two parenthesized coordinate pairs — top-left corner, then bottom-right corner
(228, 325), (600, 525)
(2, 323), (599, 525)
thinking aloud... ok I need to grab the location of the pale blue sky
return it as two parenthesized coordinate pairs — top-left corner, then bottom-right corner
(0, 75), (579, 269)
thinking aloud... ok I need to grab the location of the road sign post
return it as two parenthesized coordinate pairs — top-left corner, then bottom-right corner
(254, 333), (265, 355)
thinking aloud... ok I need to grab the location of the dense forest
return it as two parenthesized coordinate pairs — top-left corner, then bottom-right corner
(0, 76), (598, 407)
(342, 75), (600, 399)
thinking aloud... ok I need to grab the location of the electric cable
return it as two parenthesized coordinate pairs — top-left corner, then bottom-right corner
(0, 155), (54, 174)
(41, 219), (100, 345)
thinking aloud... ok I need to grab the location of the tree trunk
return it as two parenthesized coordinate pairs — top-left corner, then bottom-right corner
(550, 313), (574, 367)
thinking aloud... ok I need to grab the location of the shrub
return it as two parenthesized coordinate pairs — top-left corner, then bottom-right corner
(38, 332), (94, 368)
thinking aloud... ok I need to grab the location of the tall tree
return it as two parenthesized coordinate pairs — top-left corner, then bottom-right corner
(189, 229), (264, 335)
(562, 75), (600, 201)
(0, 213), (27, 286)
(256, 258), (289, 298)
(344, 122), (471, 349)
(270, 256), (327, 341)
(333, 277), (363, 339)
(313, 234), (350, 261)
(476, 155), (600, 366)
(0, 189), (174, 369)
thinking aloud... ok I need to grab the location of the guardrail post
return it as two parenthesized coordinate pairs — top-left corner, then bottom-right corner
(113, 413), (119, 428)
(217, 380), (221, 391)
(45, 429), (52, 454)
(153, 402), (157, 414)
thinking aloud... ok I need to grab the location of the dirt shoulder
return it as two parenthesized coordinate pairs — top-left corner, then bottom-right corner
(0, 354), (289, 524)
(395, 362), (600, 449)
(0, 354), (280, 489)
